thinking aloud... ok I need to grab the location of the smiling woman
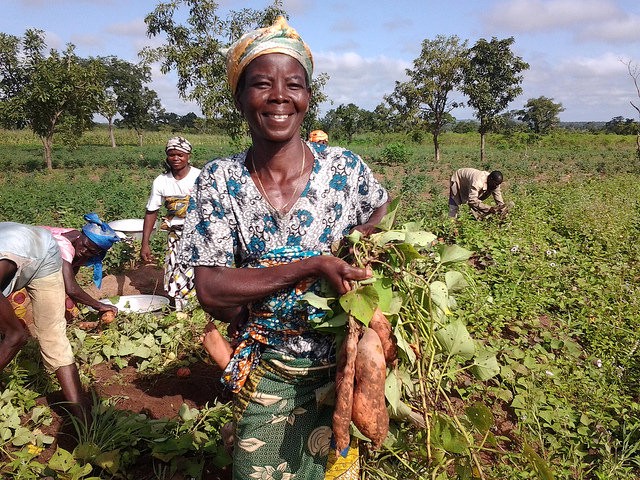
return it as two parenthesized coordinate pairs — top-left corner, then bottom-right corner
(179, 16), (390, 480)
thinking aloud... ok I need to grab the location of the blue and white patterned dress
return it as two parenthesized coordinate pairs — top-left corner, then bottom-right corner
(179, 141), (388, 388)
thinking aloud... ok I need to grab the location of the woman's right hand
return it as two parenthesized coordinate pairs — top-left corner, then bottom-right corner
(314, 256), (372, 295)
(140, 244), (153, 263)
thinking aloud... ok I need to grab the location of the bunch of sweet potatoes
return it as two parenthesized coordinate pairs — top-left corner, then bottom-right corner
(332, 308), (397, 451)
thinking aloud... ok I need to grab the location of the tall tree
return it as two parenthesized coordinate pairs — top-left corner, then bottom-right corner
(302, 72), (330, 139)
(116, 87), (164, 146)
(0, 29), (104, 169)
(96, 56), (160, 147)
(517, 96), (564, 134)
(624, 59), (640, 159)
(141, 0), (290, 139)
(388, 35), (468, 161)
(462, 37), (529, 162)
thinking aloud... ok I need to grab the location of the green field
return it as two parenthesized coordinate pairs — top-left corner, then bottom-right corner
(1, 127), (640, 479)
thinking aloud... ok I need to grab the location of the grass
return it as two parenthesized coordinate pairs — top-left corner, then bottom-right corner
(2, 125), (640, 478)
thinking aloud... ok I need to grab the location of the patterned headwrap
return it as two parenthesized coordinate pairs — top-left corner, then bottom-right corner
(309, 130), (328, 143)
(165, 136), (192, 154)
(81, 213), (120, 288)
(225, 16), (313, 95)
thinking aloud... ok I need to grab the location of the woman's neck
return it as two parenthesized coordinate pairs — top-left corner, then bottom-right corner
(171, 165), (191, 180)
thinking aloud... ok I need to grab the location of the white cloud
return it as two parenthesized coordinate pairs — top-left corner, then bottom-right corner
(148, 64), (199, 115)
(520, 52), (636, 120)
(314, 51), (409, 113)
(579, 15), (640, 43)
(105, 19), (147, 37)
(485, 0), (621, 31)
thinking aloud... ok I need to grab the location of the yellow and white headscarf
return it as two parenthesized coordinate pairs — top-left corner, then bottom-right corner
(225, 16), (313, 95)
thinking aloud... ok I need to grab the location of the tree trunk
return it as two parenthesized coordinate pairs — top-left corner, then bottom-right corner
(480, 132), (486, 163)
(433, 133), (441, 162)
(636, 131), (640, 161)
(41, 135), (53, 171)
(108, 118), (116, 148)
(137, 131), (143, 147)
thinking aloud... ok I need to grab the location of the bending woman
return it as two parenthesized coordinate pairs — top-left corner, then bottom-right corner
(179, 17), (389, 480)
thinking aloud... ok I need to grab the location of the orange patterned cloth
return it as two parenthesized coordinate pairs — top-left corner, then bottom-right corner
(225, 16), (313, 95)
(8, 288), (80, 324)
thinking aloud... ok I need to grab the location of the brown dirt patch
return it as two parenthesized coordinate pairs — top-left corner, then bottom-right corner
(32, 359), (231, 479)
(85, 265), (167, 298)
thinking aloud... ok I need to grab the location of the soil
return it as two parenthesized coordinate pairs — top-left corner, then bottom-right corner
(84, 264), (167, 298)
(26, 268), (233, 480)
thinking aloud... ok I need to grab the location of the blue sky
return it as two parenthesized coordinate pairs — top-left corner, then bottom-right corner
(5, 0), (640, 121)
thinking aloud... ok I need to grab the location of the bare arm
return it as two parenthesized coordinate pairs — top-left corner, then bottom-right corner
(140, 210), (159, 263)
(62, 261), (117, 314)
(0, 260), (29, 371)
(195, 255), (371, 319)
(351, 201), (390, 236)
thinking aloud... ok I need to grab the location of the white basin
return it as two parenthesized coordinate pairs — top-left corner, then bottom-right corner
(100, 294), (170, 313)
(108, 219), (145, 240)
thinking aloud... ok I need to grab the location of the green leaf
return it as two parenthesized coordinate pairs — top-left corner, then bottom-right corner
(470, 349), (501, 381)
(431, 414), (469, 454)
(395, 242), (425, 261)
(436, 244), (473, 265)
(384, 369), (400, 412)
(523, 444), (555, 480)
(370, 230), (405, 246)
(311, 311), (347, 333)
(404, 230), (437, 248)
(376, 197), (400, 231)
(372, 276), (393, 313)
(430, 281), (452, 315)
(132, 345), (152, 359)
(445, 270), (468, 292)
(95, 449), (121, 475)
(11, 426), (34, 446)
(339, 285), (379, 326)
(179, 403), (198, 421)
(466, 402), (494, 434)
(49, 446), (76, 473)
(434, 320), (475, 360)
(394, 328), (416, 364)
(300, 291), (336, 311)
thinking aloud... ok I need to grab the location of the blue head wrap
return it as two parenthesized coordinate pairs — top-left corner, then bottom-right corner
(81, 213), (120, 288)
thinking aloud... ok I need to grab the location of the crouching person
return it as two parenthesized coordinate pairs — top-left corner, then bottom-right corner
(0, 222), (87, 419)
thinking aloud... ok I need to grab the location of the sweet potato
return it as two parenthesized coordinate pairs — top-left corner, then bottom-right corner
(352, 327), (389, 448)
(100, 310), (116, 324)
(369, 307), (397, 365)
(332, 316), (361, 452)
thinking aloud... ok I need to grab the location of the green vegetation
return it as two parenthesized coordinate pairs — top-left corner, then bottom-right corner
(1, 128), (640, 478)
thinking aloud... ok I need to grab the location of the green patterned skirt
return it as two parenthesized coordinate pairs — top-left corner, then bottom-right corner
(232, 349), (359, 480)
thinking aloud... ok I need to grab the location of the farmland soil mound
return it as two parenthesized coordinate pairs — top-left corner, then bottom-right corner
(35, 360), (232, 479)
(85, 264), (167, 298)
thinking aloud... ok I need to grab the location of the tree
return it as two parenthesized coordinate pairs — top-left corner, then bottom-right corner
(0, 29), (104, 169)
(322, 103), (371, 142)
(141, 0), (289, 139)
(462, 37), (529, 161)
(302, 72), (330, 139)
(95, 56), (160, 147)
(517, 96), (564, 134)
(604, 116), (639, 135)
(624, 59), (640, 159)
(115, 87), (164, 145)
(387, 35), (468, 161)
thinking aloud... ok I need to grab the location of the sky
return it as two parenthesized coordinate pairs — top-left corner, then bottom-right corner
(3, 0), (640, 122)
